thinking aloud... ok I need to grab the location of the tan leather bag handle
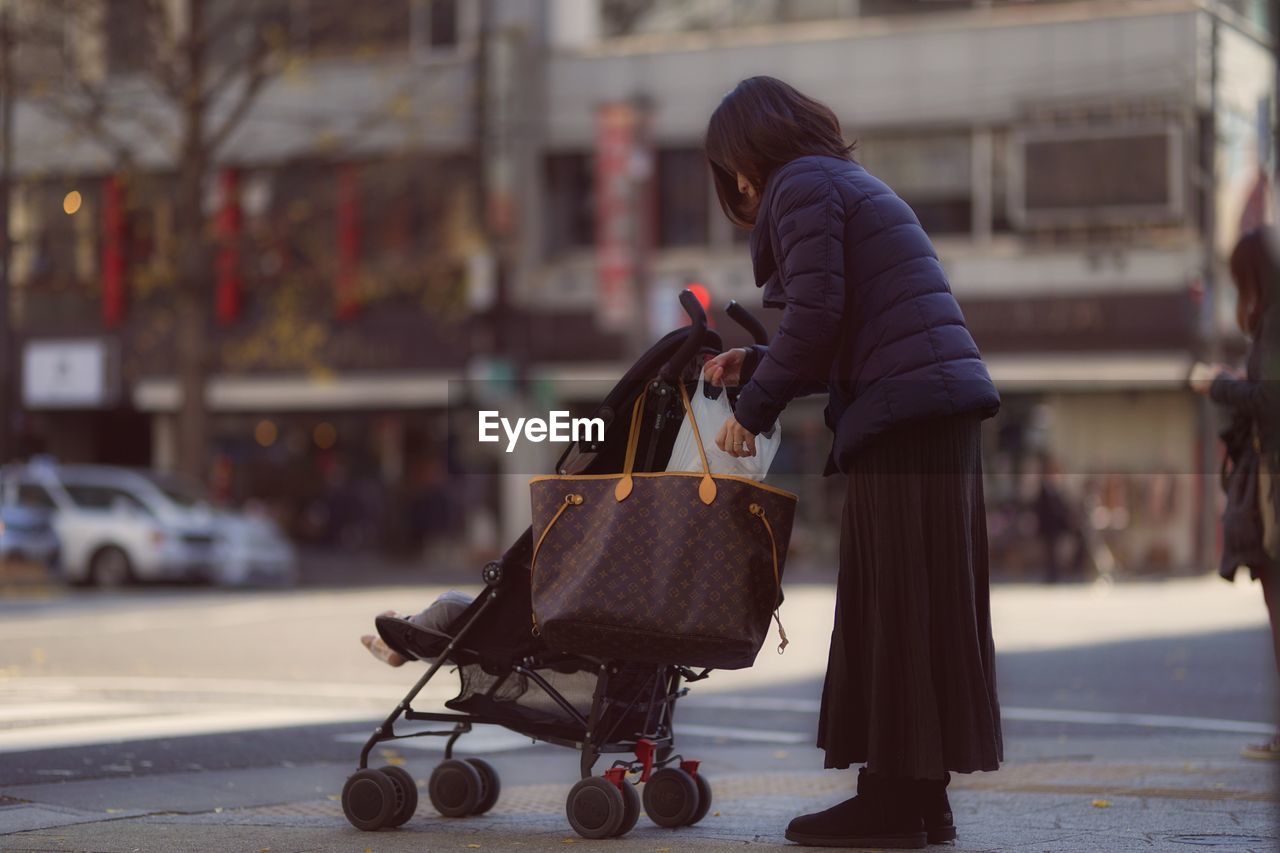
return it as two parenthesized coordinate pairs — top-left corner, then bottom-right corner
(615, 381), (717, 505)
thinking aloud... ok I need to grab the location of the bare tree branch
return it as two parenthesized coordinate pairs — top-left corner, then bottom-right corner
(28, 94), (134, 167)
(203, 58), (273, 156)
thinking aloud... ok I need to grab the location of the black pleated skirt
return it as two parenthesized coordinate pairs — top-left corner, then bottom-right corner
(816, 415), (1003, 780)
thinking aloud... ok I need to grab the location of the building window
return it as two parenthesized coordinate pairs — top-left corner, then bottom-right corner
(358, 155), (470, 268)
(602, 0), (860, 37)
(301, 0), (412, 55)
(425, 0), (459, 48)
(991, 130), (1013, 233)
(254, 162), (338, 279)
(861, 0), (973, 15)
(657, 148), (709, 248)
(104, 0), (151, 73)
(856, 130), (973, 236)
(13, 0), (72, 91)
(206, 0), (293, 67)
(13, 180), (100, 290)
(544, 153), (595, 258)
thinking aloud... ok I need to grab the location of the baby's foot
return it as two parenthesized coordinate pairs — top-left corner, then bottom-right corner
(361, 611), (407, 667)
(361, 634), (407, 667)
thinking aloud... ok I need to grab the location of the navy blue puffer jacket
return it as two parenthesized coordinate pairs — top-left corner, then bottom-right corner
(734, 155), (1000, 473)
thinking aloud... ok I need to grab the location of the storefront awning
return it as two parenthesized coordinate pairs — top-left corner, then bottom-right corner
(133, 372), (453, 412)
(985, 352), (1194, 392)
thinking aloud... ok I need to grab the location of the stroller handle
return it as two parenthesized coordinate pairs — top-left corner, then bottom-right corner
(658, 289), (709, 383)
(726, 300), (768, 346)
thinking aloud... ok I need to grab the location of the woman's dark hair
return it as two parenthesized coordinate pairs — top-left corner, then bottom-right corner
(705, 76), (855, 228)
(1230, 228), (1277, 335)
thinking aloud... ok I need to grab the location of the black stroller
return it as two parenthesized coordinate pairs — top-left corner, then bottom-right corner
(339, 292), (771, 840)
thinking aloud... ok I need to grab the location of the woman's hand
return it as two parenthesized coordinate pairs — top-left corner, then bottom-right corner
(703, 347), (749, 388)
(717, 415), (757, 458)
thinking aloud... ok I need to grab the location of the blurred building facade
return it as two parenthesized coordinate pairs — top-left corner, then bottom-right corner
(522, 0), (1275, 575)
(7, 0), (500, 557)
(4, 0), (1276, 573)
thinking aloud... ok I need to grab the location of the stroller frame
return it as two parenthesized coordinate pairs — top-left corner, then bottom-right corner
(355, 570), (702, 781)
(341, 291), (770, 838)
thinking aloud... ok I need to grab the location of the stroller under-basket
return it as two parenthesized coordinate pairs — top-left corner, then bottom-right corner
(339, 292), (771, 839)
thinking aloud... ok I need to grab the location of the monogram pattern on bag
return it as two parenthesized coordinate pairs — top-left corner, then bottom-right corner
(530, 475), (796, 670)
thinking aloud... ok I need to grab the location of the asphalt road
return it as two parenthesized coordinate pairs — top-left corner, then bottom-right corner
(0, 575), (1275, 790)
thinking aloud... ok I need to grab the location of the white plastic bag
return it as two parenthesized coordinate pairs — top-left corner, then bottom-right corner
(666, 376), (780, 481)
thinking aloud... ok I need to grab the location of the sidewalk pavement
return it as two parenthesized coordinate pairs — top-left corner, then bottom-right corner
(1, 752), (1276, 852)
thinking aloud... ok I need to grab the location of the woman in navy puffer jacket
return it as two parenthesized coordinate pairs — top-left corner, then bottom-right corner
(703, 77), (1002, 849)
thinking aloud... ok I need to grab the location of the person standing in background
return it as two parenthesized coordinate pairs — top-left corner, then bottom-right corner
(1191, 228), (1280, 760)
(1034, 456), (1085, 584)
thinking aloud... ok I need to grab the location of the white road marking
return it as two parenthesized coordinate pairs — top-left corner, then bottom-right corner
(688, 696), (1276, 736)
(0, 675), (455, 754)
(0, 702), (159, 724)
(686, 696), (822, 713)
(0, 675), (454, 703)
(335, 725), (540, 755)
(674, 723), (811, 744)
(1, 672), (1272, 755)
(1001, 706), (1277, 735)
(0, 707), (381, 753)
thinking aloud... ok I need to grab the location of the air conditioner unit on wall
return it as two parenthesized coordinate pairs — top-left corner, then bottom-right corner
(1008, 121), (1188, 231)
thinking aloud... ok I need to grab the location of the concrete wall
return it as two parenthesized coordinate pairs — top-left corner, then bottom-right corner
(546, 2), (1201, 146)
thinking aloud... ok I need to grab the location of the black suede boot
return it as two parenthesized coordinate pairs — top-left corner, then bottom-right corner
(784, 768), (926, 849)
(914, 772), (956, 844)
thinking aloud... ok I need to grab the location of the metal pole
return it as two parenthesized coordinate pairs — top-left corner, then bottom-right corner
(1198, 11), (1221, 574)
(1273, 1), (1280, 174)
(0, 4), (14, 466)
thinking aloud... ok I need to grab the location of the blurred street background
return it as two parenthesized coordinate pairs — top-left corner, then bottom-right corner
(0, 0), (1278, 850)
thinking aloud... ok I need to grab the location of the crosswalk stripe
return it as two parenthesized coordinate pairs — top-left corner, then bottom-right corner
(0, 707), (379, 753)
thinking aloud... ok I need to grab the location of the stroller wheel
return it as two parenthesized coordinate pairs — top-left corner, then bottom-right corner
(466, 758), (501, 815)
(429, 758), (483, 818)
(378, 765), (419, 827)
(643, 767), (699, 828)
(566, 776), (627, 839)
(686, 772), (712, 826)
(615, 778), (641, 837)
(341, 768), (398, 831)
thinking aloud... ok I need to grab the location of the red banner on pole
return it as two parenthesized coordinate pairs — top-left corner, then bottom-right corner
(101, 175), (126, 329)
(215, 168), (242, 326)
(336, 164), (361, 321)
(596, 102), (642, 331)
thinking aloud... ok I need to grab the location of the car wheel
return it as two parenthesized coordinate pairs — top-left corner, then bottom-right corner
(90, 547), (134, 588)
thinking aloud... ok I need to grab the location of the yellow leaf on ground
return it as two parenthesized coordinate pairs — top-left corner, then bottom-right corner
(1091, 799), (1111, 809)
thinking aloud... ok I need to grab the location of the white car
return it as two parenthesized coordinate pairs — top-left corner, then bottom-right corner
(215, 509), (298, 587)
(0, 462), (296, 588)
